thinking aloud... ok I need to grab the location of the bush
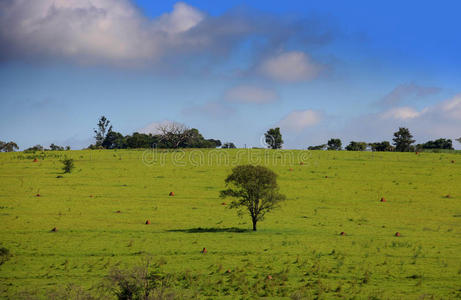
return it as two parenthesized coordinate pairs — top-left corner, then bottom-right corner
(0, 247), (11, 265)
(62, 158), (75, 173)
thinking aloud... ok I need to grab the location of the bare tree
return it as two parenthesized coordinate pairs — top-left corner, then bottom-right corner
(156, 122), (191, 149)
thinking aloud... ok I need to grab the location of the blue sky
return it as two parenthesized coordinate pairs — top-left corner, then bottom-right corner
(1, 0), (460, 149)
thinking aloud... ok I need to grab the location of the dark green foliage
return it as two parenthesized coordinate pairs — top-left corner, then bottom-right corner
(0, 141), (19, 152)
(369, 141), (394, 152)
(222, 142), (236, 149)
(393, 127), (415, 152)
(103, 131), (128, 149)
(94, 116), (113, 147)
(106, 260), (168, 300)
(265, 128), (283, 149)
(99, 129), (221, 150)
(49, 143), (65, 151)
(416, 138), (454, 150)
(62, 158), (75, 173)
(25, 144), (44, 152)
(345, 141), (367, 151)
(308, 144), (327, 150)
(327, 138), (342, 150)
(0, 247), (11, 265)
(220, 165), (286, 231)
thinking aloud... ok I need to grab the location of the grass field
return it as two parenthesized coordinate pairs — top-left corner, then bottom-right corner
(0, 149), (460, 299)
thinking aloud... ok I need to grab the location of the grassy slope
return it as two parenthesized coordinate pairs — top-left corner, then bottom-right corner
(0, 149), (460, 299)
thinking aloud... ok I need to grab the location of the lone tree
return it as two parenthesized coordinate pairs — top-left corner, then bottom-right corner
(94, 116), (113, 147)
(220, 165), (286, 231)
(61, 158), (75, 173)
(393, 127), (415, 152)
(265, 127), (283, 149)
(327, 138), (342, 150)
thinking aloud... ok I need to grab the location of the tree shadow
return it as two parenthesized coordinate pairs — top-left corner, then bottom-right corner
(168, 227), (250, 233)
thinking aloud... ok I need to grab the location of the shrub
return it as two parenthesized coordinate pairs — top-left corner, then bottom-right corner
(62, 158), (75, 173)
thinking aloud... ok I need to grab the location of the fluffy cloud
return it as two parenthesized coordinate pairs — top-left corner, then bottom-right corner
(259, 51), (321, 82)
(278, 109), (323, 132)
(224, 85), (278, 104)
(0, 1), (333, 68)
(378, 83), (441, 107)
(380, 107), (421, 120)
(0, 1), (209, 65)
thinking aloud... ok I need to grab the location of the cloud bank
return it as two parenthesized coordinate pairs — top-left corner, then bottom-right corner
(0, 0), (333, 72)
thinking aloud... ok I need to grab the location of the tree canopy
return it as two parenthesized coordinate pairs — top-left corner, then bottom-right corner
(220, 165), (286, 231)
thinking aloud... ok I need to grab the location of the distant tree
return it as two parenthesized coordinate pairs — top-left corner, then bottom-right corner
(327, 138), (342, 150)
(102, 131), (127, 149)
(25, 145), (43, 152)
(264, 128), (283, 149)
(456, 138), (461, 144)
(94, 116), (113, 147)
(65, 146), (71, 151)
(0, 141), (5, 151)
(418, 138), (453, 150)
(220, 165), (286, 231)
(157, 122), (192, 149)
(222, 142), (236, 149)
(1, 141), (19, 152)
(49, 143), (64, 151)
(308, 144), (327, 150)
(369, 141), (394, 152)
(393, 127), (415, 152)
(61, 158), (74, 173)
(345, 141), (367, 151)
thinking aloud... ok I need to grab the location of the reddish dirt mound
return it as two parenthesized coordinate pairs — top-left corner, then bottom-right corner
(395, 232), (401, 237)
(89, 195), (93, 198)
(451, 160), (455, 164)
(340, 232), (346, 236)
(289, 168), (293, 171)
(115, 210), (121, 213)
(33, 158), (38, 162)
(267, 275), (273, 280)
(36, 193), (40, 197)
(380, 197), (386, 202)
(325, 176), (328, 178)
(145, 220), (151, 225)
(445, 194), (451, 198)
(169, 192), (175, 196)
(51, 227), (57, 232)
(221, 202), (226, 205)
(300, 162), (304, 165)
(201, 247), (207, 254)
(415, 152), (419, 155)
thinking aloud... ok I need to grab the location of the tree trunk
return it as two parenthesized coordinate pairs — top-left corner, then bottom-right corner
(252, 218), (257, 231)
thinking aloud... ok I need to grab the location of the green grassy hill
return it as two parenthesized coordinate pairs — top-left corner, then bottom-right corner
(1, 149), (460, 299)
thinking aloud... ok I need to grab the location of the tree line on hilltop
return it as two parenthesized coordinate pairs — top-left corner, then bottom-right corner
(1, 116), (460, 152)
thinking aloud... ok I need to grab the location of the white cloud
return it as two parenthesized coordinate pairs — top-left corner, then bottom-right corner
(138, 120), (177, 135)
(380, 107), (421, 120)
(0, 1), (334, 69)
(0, 1), (206, 65)
(259, 51), (320, 82)
(224, 85), (278, 104)
(278, 109), (322, 132)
